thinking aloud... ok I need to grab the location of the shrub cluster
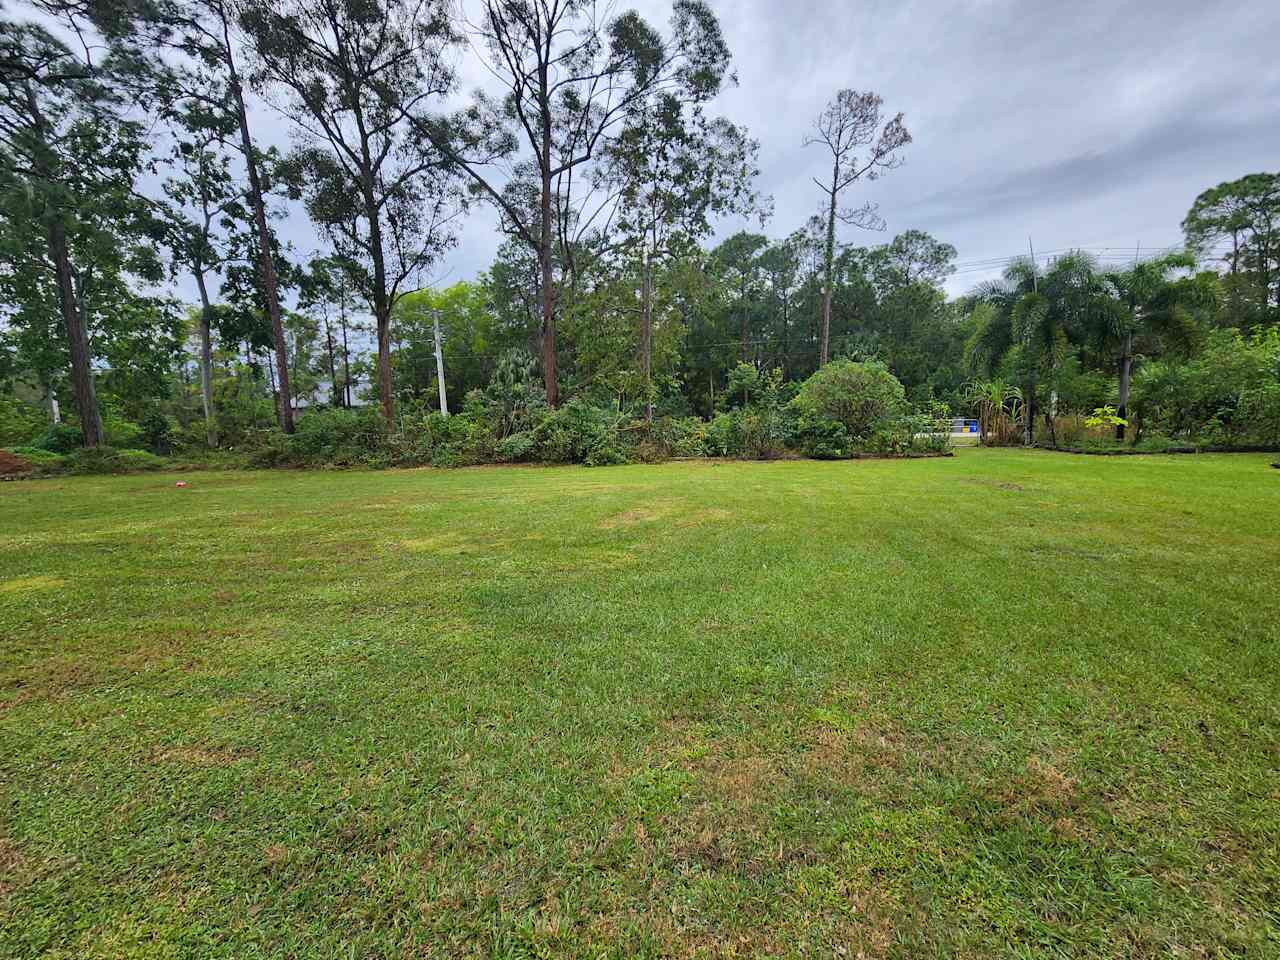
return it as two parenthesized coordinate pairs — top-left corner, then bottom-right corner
(1130, 328), (1280, 447)
(4, 359), (953, 474)
(239, 359), (952, 469)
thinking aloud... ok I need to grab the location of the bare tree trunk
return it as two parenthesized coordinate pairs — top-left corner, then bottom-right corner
(323, 318), (339, 407)
(1116, 330), (1133, 442)
(640, 253), (653, 423)
(340, 307), (352, 408)
(224, 16), (292, 433)
(193, 269), (218, 447)
(539, 146), (558, 408)
(48, 218), (102, 446)
(819, 163), (838, 366)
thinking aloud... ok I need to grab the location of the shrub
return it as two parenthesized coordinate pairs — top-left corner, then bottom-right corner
(102, 415), (145, 450)
(494, 429), (538, 463)
(529, 399), (627, 464)
(114, 449), (166, 471)
(63, 446), (166, 474)
(290, 407), (385, 464)
(0, 398), (46, 446)
(35, 423), (84, 453)
(1132, 328), (1280, 445)
(792, 415), (850, 459)
(703, 412), (738, 457)
(791, 359), (906, 441)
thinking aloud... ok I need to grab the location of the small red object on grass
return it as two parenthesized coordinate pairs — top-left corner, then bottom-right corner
(175, 481), (189, 488)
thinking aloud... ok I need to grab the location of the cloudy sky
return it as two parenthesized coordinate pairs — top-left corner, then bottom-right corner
(252, 0), (1280, 299)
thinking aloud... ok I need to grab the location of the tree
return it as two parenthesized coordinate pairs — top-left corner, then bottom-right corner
(804, 90), (910, 366)
(0, 12), (168, 446)
(391, 282), (497, 411)
(882, 229), (957, 286)
(423, 0), (733, 407)
(242, 0), (462, 429)
(162, 97), (243, 447)
(298, 255), (366, 408)
(603, 104), (765, 419)
(1097, 252), (1214, 439)
(710, 231), (768, 363)
(143, 0), (298, 432)
(1183, 173), (1280, 327)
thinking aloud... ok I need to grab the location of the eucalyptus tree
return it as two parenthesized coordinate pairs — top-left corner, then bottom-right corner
(240, 0), (463, 428)
(422, 0), (734, 407)
(298, 255), (365, 408)
(0, 12), (163, 445)
(805, 90), (910, 366)
(134, 0), (300, 431)
(162, 99), (243, 446)
(602, 104), (765, 420)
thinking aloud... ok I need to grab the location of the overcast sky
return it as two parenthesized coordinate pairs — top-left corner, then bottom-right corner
(250, 0), (1280, 299)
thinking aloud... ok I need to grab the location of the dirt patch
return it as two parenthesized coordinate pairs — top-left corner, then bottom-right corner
(150, 745), (252, 766)
(963, 477), (1025, 492)
(998, 755), (1079, 818)
(598, 502), (674, 530)
(0, 450), (33, 478)
(0, 838), (25, 896)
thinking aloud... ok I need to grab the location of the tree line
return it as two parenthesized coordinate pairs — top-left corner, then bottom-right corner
(1, 0), (1277, 460)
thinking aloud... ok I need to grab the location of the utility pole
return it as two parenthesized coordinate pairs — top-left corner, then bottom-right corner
(1025, 235), (1037, 446)
(432, 309), (448, 417)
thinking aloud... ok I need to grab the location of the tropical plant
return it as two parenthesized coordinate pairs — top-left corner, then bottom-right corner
(963, 378), (1022, 445)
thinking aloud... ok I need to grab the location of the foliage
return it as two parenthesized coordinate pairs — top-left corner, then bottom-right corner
(35, 423), (85, 454)
(0, 398), (45, 446)
(790, 359), (906, 440)
(1083, 406), (1128, 429)
(1130, 328), (1280, 445)
(963, 378), (1022, 446)
(62, 446), (166, 474)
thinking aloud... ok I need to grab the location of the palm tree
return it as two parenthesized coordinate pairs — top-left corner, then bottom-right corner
(968, 252), (1113, 445)
(1095, 252), (1214, 439)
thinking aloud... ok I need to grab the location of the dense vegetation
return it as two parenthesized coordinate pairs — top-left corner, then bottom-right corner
(3, 451), (1277, 957)
(1, 1), (1277, 475)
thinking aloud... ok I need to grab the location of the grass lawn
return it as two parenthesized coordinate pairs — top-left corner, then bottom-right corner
(2, 449), (1278, 958)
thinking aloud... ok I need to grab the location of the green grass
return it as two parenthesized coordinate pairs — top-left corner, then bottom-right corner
(2, 449), (1278, 958)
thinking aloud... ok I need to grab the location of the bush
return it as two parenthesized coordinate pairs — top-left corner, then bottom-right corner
(703, 412), (738, 457)
(792, 415), (850, 459)
(35, 423), (84, 453)
(0, 398), (46, 446)
(528, 399), (627, 464)
(114, 449), (166, 471)
(791, 359), (906, 441)
(1132, 328), (1280, 445)
(246, 407), (389, 468)
(102, 415), (144, 450)
(63, 446), (166, 474)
